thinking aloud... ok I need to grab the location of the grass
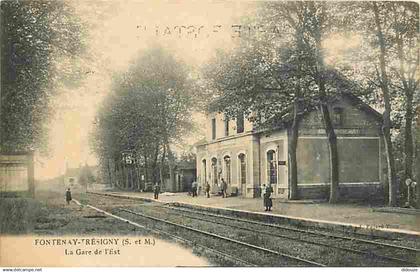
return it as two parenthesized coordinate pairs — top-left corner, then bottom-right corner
(0, 197), (42, 234)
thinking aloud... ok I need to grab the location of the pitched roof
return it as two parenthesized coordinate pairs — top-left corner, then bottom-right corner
(255, 92), (383, 133)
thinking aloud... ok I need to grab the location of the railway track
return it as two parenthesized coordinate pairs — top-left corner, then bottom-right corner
(163, 205), (419, 266)
(73, 199), (256, 267)
(77, 196), (324, 266)
(119, 207), (325, 267)
(83, 193), (419, 266)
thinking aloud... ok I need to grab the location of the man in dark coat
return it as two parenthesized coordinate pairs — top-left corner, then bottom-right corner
(205, 182), (211, 198)
(264, 184), (273, 211)
(66, 188), (72, 204)
(153, 183), (160, 200)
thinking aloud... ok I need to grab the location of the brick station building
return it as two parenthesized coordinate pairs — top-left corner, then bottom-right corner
(195, 93), (386, 200)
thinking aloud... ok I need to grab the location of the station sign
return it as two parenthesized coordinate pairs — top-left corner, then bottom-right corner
(278, 160), (286, 166)
(122, 151), (135, 165)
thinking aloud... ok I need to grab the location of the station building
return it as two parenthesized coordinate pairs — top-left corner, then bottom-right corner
(195, 93), (386, 200)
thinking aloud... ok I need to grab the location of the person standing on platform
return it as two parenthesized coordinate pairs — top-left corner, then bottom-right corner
(221, 178), (227, 198)
(153, 183), (160, 200)
(205, 182), (211, 198)
(264, 184), (274, 211)
(65, 188), (72, 205)
(261, 184), (266, 210)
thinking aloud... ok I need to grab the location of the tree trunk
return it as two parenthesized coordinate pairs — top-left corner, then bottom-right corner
(159, 144), (166, 189)
(107, 157), (113, 188)
(373, 2), (398, 206)
(114, 159), (121, 189)
(128, 165), (133, 190)
(166, 144), (176, 192)
(118, 160), (124, 189)
(309, 11), (340, 204)
(152, 144), (160, 184)
(415, 105), (420, 209)
(314, 49), (339, 204)
(144, 154), (149, 190)
(319, 101), (340, 204)
(288, 98), (303, 200)
(404, 91), (414, 180)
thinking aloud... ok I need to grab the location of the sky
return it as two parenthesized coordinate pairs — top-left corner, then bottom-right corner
(35, 0), (256, 179)
(34, 0), (362, 180)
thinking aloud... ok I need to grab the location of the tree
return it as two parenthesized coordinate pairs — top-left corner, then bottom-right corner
(387, 3), (418, 184)
(78, 164), (95, 191)
(91, 46), (197, 190)
(359, 2), (418, 206)
(0, 0), (86, 153)
(204, 2), (357, 202)
(326, 2), (418, 206)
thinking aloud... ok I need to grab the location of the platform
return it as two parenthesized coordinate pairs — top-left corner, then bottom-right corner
(88, 190), (420, 237)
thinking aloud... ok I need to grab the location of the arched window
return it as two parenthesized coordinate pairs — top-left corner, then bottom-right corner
(202, 159), (207, 184)
(224, 155), (231, 184)
(211, 158), (218, 185)
(238, 153), (246, 184)
(267, 150), (277, 184)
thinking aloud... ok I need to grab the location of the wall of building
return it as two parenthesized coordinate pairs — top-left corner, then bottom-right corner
(197, 96), (385, 201)
(196, 133), (258, 197)
(259, 130), (288, 198)
(294, 97), (385, 200)
(297, 183), (384, 201)
(205, 112), (253, 142)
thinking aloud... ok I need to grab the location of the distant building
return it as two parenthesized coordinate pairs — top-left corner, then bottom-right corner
(195, 93), (386, 200)
(0, 151), (34, 197)
(63, 165), (98, 190)
(63, 167), (81, 190)
(175, 161), (197, 192)
(162, 161), (196, 193)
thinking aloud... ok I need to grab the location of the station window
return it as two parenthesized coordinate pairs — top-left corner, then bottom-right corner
(202, 159), (207, 184)
(238, 153), (246, 184)
(211, 118), (216, 140)
(224, 156), (231, 185)
(211, 158), (218, 185)
(236, 113), (244, 133)
(267, 150), (277, 184)
(224, 117), (229, 136)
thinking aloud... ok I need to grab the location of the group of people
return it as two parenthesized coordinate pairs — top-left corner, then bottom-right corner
(192, 178), (227, 198)
(66, 179), (273, 212)
(151, 180), (274, 212)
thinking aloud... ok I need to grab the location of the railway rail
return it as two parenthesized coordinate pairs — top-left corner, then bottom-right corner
(73, 199), (256, 267)
(119, 207), (325, 267)
(82, 193), (419, 267)
(163, 205), (419, 266)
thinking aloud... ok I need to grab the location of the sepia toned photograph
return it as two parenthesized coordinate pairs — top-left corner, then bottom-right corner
(0, 0), (419, 270)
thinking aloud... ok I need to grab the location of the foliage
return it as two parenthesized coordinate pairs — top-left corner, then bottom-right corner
(203, 2), (368, 127)
(78, 164), (95, 187)
(0, 0), (86, 153)
(91, 46), (197, 187)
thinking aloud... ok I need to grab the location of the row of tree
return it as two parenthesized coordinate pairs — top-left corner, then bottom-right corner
(202, 2), (418, 206)
(90, 47), (199, 190)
